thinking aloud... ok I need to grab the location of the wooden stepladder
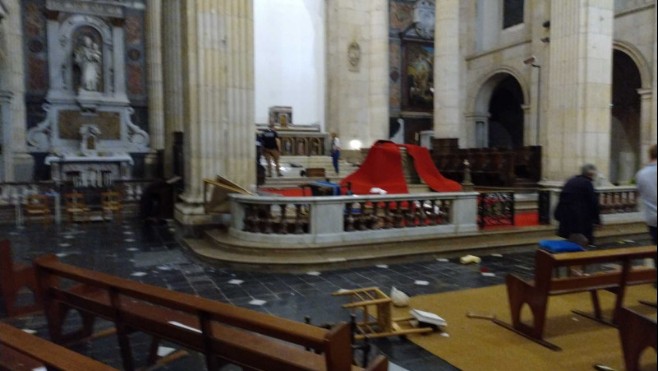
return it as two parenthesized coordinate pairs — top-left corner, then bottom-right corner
(333, 287), (434, 339)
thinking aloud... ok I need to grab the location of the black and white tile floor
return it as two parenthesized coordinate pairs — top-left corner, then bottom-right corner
(1, 220), (651, 371)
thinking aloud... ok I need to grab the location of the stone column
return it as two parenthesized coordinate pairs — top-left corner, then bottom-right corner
(545, 0), (613, 181)
(175, 0), (254, 225)
(162, 0), (184, 178)
(368, 0), (389, 144)
(2, 0), (33, 181)
(433, 0), (461, 139)
(326, 0), (388, 151)
(639, 88), (655, 162)
(650, 11), (657, 150)
(144, 0), (164, 178)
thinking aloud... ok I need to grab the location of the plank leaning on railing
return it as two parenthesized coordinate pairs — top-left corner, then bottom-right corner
(34, 254), (388, 371)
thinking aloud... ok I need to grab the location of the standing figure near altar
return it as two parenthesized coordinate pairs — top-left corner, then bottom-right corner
(74, 36), (102, 92)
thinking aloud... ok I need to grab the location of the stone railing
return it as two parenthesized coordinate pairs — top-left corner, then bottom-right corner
(538, 185), (642, 225)
(228, 192), (479, 244)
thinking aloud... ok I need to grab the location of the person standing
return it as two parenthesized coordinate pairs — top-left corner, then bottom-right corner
(330, 132), (341, 175)
(554, 164), (601, 245)
(636, 144), (657, 244)
(261, 123), (282, 177)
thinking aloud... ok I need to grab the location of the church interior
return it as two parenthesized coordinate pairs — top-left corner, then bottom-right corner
(0, 0), (656, 370)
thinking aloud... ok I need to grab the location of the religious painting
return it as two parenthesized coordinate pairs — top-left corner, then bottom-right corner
(402, 42), (434, 111)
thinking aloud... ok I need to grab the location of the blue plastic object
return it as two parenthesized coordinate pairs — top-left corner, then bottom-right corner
(538, 239), (585, 253)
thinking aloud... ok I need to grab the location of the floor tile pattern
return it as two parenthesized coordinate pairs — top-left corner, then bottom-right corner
(1, 220), (651, 370)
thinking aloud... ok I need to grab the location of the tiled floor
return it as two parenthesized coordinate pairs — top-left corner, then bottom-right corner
(0, 220), (652, 370)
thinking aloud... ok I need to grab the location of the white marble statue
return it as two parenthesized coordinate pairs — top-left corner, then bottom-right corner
(74, 36), (102, 92)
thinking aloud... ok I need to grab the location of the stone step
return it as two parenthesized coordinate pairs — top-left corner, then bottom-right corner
(185, 221), (648, 273)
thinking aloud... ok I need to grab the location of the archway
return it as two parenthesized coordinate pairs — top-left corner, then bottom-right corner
(610, 50), (641, 185)
(488, 76), (524, 149)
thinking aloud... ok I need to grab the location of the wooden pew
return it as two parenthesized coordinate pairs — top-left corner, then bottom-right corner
(498, 246), (656, 350)
(34, 254), (388, 371)
(0, 322), (116, 371)
(0, 239), (41, 317)
(617, 307), (657, 371)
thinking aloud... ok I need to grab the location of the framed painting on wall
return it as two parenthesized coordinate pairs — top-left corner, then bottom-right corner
(402, 42), (434, 111)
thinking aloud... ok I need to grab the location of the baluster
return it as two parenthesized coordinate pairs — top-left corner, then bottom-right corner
(278, 204), (288, 234)
(357, 202), (367, 230)
(393, 201), (404, 228)
(418, 199), (428, 226)
(344, 201), (355, 231)
(294, 204), (304, 234)
(369, 201), (380, 230)
(262, 205), (273, 234)
(382, 201), (393, 229)
(405, 200), (416, 227)
(427, 199), (437, 226)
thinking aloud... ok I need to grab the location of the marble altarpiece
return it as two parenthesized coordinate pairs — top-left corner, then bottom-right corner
(23, 0), (149, 187)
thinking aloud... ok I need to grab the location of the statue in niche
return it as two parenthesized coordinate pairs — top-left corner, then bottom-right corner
(79, 124), (101, 156)
(74, 36), (102, 92)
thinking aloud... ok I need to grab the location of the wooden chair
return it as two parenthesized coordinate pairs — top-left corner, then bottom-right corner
(23, 194), (52, 225)
(101, 191), (123, 222)
(64, 191), (90, 223)
(0, 240), (41, 316)
(332, 287), (434, 339)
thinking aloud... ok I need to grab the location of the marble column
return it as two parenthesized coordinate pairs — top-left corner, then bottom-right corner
(326, 0), (388, 151)
(144, 0), (164, 177)
(2, 0), (33, 181)
(433, 0), (461, 139)
(545, 0), (613, 181)
(650, 10), (657, 150)
(162, 0), (184, 178)
(175, 0), (254, 225)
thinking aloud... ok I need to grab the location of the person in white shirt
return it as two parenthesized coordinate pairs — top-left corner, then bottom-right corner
(635, 144), (657, 244)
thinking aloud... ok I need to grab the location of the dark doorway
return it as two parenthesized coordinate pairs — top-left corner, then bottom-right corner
(488, 76), (524, 149)
(610, 50), (641, 184)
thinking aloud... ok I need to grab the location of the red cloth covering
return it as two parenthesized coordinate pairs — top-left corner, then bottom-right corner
(341, 141), (408, 194)
(340, 141), (462, 195)
(403, 144), (462, 192)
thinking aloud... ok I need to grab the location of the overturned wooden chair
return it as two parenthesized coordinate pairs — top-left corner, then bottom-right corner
(0, 239), (41, 317)
(333, 287), (434, 340)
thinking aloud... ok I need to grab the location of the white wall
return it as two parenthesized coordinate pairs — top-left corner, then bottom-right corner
(254, 0), (325, 127)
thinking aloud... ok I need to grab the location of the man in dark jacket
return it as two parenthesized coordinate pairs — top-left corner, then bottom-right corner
(554, 164), (601, 245)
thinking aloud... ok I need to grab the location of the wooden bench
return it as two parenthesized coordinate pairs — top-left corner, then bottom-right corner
(0, 322), (116, 371)
(34, 254), (388, 371)
(0, 239), (41, 317)
(617, 307), (657, 371)
(498, 246), (656, 350)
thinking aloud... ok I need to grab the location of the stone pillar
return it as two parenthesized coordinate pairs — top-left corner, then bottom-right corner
(1, 0), (33, 181)
(175, 0), (255, 225)
(162, 0), (184, 179)
(326, 0), (388, 150)
(144, 0), (164, 178)
(639, 88), (655, 163)
(433, 0), (461, 139)
(650, 12), (657, 151)
(545, 0), (613, 181)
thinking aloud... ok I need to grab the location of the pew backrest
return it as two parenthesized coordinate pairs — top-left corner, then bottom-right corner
(533, 246), (656, 294)
(0, 322), (116, 371)
(34, 254), (375, 371)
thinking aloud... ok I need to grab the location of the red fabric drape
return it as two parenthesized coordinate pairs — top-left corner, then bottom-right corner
(340, 141), (461, 194)
(340, 141), (408, 194)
